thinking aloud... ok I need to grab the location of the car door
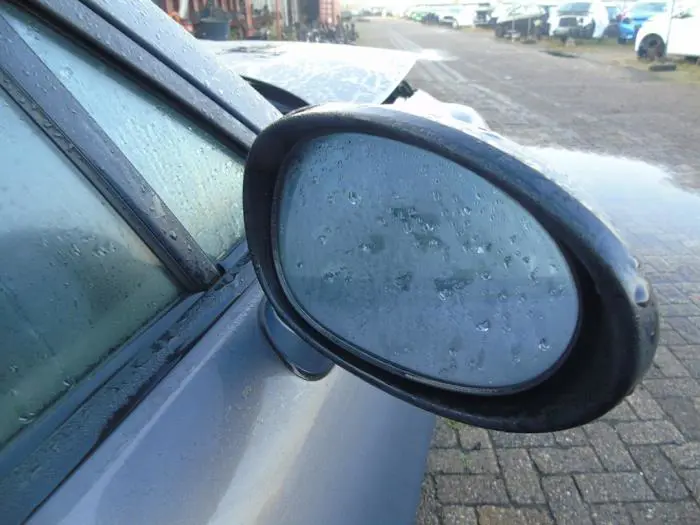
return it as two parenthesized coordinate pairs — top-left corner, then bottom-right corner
(667, 8), (700, 56)
(0, 3), (434, 525)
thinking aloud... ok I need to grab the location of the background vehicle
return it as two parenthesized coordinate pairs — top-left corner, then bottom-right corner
(492, 2), (549, 37)
(636, 4), (700, 59)
(551, 1), (611, 39)
(440, 4), (480, 28)
(618, 1), (668, 43)
(603, 1), (623, 37)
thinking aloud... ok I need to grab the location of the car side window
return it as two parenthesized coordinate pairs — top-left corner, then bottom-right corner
(0, 91), (183, 448)
(4, 6), (246, 260)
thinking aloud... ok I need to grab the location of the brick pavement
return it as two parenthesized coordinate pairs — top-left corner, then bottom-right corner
(359, 20), (700, 525)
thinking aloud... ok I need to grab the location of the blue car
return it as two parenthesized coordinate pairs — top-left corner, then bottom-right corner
(617, 1), (668, 43)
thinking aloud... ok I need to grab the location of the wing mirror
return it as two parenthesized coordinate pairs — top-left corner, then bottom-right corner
(243, 104), (659, 433)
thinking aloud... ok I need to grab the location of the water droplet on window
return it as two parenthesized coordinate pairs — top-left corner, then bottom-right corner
(479, 271), (492, 281)
(296, 261), (304, 269)
(323, 271), (336, 283)
(348, 191), (360, 205)
(18, 413), (36, 425)
(538, 338), (551, 352)
(503, 255), (513, 268)
(8, 365), (18, 373)
(168, 231), (178, 240)
(476, 320), (490, 332)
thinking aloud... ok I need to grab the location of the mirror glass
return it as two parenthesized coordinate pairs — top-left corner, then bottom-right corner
(276, 133), (580, 393)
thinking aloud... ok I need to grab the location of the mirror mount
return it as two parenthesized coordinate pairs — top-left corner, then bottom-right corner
(244, 103), (658, 433)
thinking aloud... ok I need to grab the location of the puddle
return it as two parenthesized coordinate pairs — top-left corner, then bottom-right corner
(415, 49), (459, 62)
(542, 49), (579, 59)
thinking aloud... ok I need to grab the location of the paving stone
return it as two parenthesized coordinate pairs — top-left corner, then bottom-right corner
(433, 419), (459, 448)
(489, 431), (555, 449)
(616, 421), (685, 445)
(435, 475), (509, 505)
(658, 398), (700, 440)
(462, 449), (500, 475)
(643, 378), (700, 398)
(575, 473), (656, 503)
(457, 425), (492, 451)
(496, 449), (545, 504)
(541, 475), (593, 525)
(416, 475), (440, 525)
(666, 318), (700, 345)
(678, 469), (700, 500)
(629, 446), (689, 500)
(625, 502), (700, 525)
(428, 449), (469, 474)
(584, 422), (637, 471)
(653, 347), (691, 377)
(601, 400), (638, 422)
(531, 447), (603, 474)
(590, 504), (632, 525)
(628, 387), (666, 420)
(662, 442), (700, 469)
(554, 428), (589, 447)
(669, 345), (700, 360)
(442, 505), (478, 525)
(476, 506), (553, 525)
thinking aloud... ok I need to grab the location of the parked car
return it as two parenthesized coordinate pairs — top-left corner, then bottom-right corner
(440, 4), (480, 28)
(603, 2), (623, 37)
(0, 1), (660, 525)
(636, 4), (700, 59)
(492, 2), (549, 37)
(618, 1), (668, 43)
(551, 1), (611, 40)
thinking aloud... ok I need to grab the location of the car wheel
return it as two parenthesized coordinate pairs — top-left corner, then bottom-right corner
(638, 34), (665, 61)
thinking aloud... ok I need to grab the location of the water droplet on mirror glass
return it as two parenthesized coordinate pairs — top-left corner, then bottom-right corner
(168, 231), (177, 240)
(318, 235), (327, 245)
(476, 320), (490, 332)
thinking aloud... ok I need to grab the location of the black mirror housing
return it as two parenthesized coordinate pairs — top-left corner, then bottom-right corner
(243, 103), (659, 433)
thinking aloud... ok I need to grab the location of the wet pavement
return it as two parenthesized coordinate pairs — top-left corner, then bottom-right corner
(358, 19), (700, 525)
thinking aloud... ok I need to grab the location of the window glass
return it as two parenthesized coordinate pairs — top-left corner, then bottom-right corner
(4, 5), (246, 259)
(0, 92), (182, 448)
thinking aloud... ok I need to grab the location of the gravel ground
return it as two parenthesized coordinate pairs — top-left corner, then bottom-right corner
(359, 19), (700, 525)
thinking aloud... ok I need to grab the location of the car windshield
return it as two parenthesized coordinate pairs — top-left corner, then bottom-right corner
(631, 2), (667, 14)
(558, 2), (593, 14)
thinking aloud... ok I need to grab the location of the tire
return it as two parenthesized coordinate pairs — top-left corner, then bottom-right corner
(638, 34), (665, 61)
